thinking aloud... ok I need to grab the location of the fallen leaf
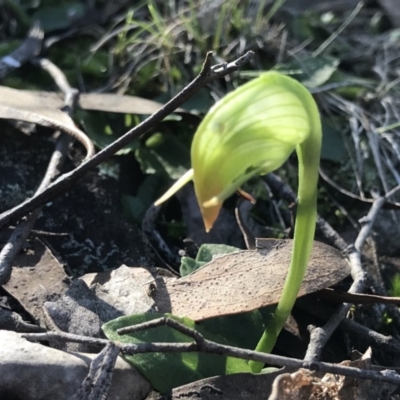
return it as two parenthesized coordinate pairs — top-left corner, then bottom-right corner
(3, 239), (70, 327)
(0, 86), (79, 128)
(0, 86), (94, 157)
(78, 93), (181, 114)
(269, 348), (397, 400)
(146, 369), (285, 399)
(0, 86), (185, 115)
(152, 238), (350, 321)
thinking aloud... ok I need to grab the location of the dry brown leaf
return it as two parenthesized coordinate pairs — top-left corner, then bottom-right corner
(152, 238), (350, 321)
(78, 93), (180, 114)
(269, 348), (397, 400)
(0, 86), (183, 115)
(269, 369), (318, 400)
(146, 369), (286, 399)
(0, 86), (78, 128)
(0, 86), (183, 157)
(3, 239), (70, 327)
(0, 86), (94, 156)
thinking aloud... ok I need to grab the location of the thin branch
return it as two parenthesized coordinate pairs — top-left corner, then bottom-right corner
(304, 196), (386, 361)
(263, 173), (349, 251)
(31, 57), (79, 115)
(23, 317), (400, 386)
(117, 316), (205, 345)
(0, 21), (43, 78)
(319, 167), (400, 209)
(70, 342), (119, 400)
(0, 51), (254, 230)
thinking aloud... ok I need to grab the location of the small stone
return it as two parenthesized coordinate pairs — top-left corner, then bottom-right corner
(0, 330), (152, 400)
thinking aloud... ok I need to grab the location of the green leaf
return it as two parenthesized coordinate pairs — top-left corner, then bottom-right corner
(76, 110), (138, 154)
(198, 311), (265, 350)
(81, 52), (108, 77)
(196, 244), (240, 263)
(180, 256), (202, 277)
(122, 173), (167, 222)
(136, 132), (190, 179)
(102, 313), (251, 393)
(180, 243), (240, 276)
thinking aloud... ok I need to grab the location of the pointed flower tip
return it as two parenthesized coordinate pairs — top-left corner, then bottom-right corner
(203, 217), (215, 233)
(200, 199), (223, 233)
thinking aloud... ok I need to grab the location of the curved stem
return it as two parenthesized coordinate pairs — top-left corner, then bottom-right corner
(249, 108), (321, 372)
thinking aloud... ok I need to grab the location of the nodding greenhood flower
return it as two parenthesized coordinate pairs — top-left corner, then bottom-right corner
(155, 72), (320, 232)
(155, 71), (322, 366)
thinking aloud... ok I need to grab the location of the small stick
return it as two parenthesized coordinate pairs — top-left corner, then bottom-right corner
(305, 196), (386, 361)
(70, 342), (119, 400)
(23, 317), (400, 386)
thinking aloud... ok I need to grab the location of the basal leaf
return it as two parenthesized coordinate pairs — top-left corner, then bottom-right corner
(180, 243), (240, 276)
(102, 313), (251, 393)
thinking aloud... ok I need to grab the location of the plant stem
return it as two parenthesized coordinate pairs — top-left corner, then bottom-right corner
(249, 99), (322, 373)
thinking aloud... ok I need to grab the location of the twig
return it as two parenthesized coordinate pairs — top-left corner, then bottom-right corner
(0, 22), (43, 78)
(71, 342), (119, 400)
(298, 296), (400, 355)
(31, 58), (79, 116)
(2, 55), (95, 159)
(23, 317), (400, 386)
(341, 317), (400, 355)
(117, 316), (205, 344)
(354, 197), (385, 253)
(304, 196), (386, 361)
(318, 288), (400, 307)
(262, 173), (349, 251)
(0, 51), (254, 230)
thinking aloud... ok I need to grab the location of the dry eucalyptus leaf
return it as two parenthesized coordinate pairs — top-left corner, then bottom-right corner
(147, 369), (286, 400)
(78, 93), (181, 114)
(0, 86), (93, 156)
(3, 239), (70, 328)
(0, 86), (78, 128)
(269, 348), (397, 400)
(269, 369), (317, 400)
(152, 238), (350, 321)
(0, 86), (183, 115)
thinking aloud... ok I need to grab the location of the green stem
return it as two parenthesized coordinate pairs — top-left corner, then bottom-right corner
(249, 106), (321, 373)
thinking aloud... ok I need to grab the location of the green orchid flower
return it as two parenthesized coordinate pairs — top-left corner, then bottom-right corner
(155, 71), (322, 372)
